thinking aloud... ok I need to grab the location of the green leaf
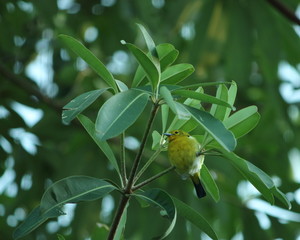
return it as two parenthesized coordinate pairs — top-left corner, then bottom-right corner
(224, 81), (237, 119)
(152, 130), (161, 150)
(136, 23), (157, 57)
(272, 187), (292, 210)
(156, 43), (179, 71)
(222, 151), (274, 204)
(122, 41), (160, 91)
(200, 164), (220, 202)
(96, 89), (149, 140)
(116, 80), (129, 92)
(173, 90), (233, 109)
(160, 86), (191, 120)
(40, 176), (116, 212)
(133, 189), (176, 240)
(13, 206), (63, 240)
(62, 89), (109, 124)
(77, 114), (120, 176)
(161, 104), (169, 133)
(131, 44), (178, 88)
(184, 105), (236, 152)
(14, 177), (116, 239)
(210, 84), (229, 121)
(172, 197), (218, 240)
(58, 35), (118, 93)
(132, 65), (146, 88)
(161, 64), (194, 84)
(57, 234), (65, 240)
(224, 106), (260, 138)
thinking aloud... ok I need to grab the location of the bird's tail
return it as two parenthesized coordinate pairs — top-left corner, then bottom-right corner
(190, 173), (206, 198)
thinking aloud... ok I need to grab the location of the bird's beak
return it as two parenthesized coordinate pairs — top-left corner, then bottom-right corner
(163, 133), (172, 136)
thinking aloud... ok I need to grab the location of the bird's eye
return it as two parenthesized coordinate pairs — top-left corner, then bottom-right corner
(174, 131), (179, 134)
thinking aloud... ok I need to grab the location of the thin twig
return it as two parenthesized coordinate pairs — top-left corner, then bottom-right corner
(267, 0), (300, 25)
(133, 148), (162, 184)
(132, 166), (176, 191)
(125, 103), (160, 191)
(120, 132), (127, 187)
(0, 61), (62, 112)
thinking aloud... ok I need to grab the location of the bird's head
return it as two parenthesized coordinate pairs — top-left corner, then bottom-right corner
(163, 130), (190, 142)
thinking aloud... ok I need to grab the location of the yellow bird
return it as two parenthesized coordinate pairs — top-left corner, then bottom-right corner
(164, 130), (206, 198)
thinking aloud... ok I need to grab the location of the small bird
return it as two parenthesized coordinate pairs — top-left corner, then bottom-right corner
(164, 130), (206, 198)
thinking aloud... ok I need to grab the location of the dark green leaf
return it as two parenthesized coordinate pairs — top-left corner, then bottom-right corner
(62, 89), (109, 124)
(161, 64), (194, 84)
(13, 206), (63, 240)
(14, 177), (116, 239)
(96, 89), (149, 140)
(184, 105), (236, 152)
(222, 151), (274, 204)
(122, 41), (160, 91)
(133, 189), (176, 240)
(200, 164), (220, 202)
(77, 114), (120, 175)
(160, 86), (191, 120)
(58, 35), (118, 93)
(172, 197), (218, 240)
(136, 23), (157, 57)
(41, 176), (116, 212)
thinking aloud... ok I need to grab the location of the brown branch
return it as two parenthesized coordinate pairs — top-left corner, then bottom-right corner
(0, 62), (63, 112)
(267, 0), (300, 25)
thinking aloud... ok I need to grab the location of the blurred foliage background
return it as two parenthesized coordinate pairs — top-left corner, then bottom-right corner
(1, 0), (300, 239)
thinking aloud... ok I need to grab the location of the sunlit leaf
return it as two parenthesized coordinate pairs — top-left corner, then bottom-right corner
(58, 35), (118, 93)
(210, 84), (228, 121)
(116, 80), (129, 92)
(62, 89), (109, 124)
(172, 197), (218, 240)
(133, 189), (176, 240)
(173, 89), (233, 109)
(96, 89), (149, 140)
(161, 64), (194, 84)
(224, 106), (260, 138)
(156, 43), (179, 71)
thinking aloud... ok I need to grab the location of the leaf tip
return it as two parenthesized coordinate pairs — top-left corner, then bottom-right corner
(120, 40), (126, 45)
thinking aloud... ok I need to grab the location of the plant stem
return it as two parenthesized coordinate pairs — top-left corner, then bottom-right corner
(125, 102), (160, 191)
(120, 132), (127, 187)
(132, 166), (176, 191)
(107, 102), (159, 240)
(107, 194), (129, 240)
(133, 148), (162, 184)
